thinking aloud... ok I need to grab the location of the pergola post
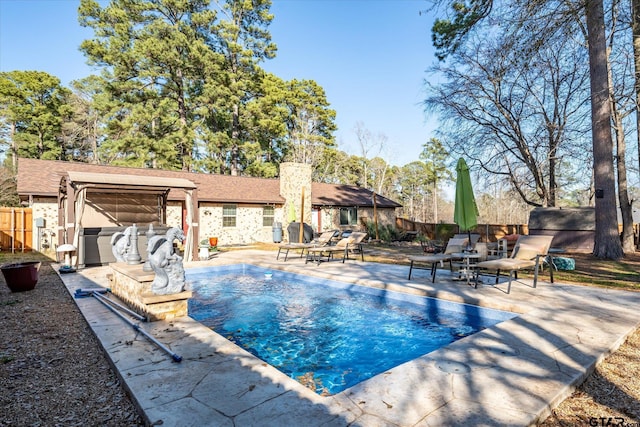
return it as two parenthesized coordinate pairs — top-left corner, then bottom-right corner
(65, 177), (76, 246)
(190, 188), (199, 262)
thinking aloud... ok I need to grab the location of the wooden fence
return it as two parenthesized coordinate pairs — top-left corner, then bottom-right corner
(396, 217), (528, 242)
(0, 208), (33, 252)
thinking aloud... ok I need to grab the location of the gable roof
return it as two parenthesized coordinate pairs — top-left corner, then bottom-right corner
(311, 182), (401, 208)
(16, 158), (401, 208)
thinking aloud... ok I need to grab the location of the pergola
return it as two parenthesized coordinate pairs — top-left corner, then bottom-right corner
(58, 171), (199, 265)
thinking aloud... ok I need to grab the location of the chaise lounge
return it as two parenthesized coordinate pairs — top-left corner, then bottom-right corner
(474, 234), (554, 293)
(305, 232), (367, 265)
(408, 236), (470, 282)
(276, 230), (339, 261)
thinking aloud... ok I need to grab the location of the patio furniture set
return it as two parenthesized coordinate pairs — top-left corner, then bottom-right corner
(409, 234), (556, 293)
(276, 230), (368, 265)
(276, 226), (558, 294)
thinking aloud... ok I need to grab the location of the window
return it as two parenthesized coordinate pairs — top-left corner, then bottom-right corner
(263, 206), (274, 226)
(222, 204), (236, 227)
(339, 207), (358, 226)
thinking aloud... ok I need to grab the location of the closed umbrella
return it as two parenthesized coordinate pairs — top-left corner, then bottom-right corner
(454, 158), (479, 246)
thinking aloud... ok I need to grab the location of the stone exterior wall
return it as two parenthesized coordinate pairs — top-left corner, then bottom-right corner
(28, 197), (397, 248)
(358, 207), (397, 229)
(166, 202), (183, 229)
(279, 163), (312, 235)
(318, 206), (396, 236)
(198, 202), (284, 246)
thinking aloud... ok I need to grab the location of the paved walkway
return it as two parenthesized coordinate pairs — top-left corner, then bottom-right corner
(59, 250), (640, 426)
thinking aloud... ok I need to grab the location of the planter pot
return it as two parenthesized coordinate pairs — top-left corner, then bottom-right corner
(1, 261), (41, 292)
(209, 237), (218, 247)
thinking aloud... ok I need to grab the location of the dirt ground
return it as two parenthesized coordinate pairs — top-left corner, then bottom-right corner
(1, 247), (640, 426)
(0, 261), (145, 426)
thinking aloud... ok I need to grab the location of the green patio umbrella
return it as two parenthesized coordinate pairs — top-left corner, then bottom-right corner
(453, 158), (479, 245)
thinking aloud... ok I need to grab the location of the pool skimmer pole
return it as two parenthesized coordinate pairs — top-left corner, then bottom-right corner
(74, 288), (183, 363)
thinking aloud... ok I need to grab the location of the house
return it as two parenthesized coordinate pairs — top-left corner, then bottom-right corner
(16, 158), (401, 265)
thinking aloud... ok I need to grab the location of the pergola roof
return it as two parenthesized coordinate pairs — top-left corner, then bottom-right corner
(65, 171), (197, 191)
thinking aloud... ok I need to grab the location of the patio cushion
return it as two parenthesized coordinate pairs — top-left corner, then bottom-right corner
(513, 244), (541, 260)
(476, 257), (536, 271)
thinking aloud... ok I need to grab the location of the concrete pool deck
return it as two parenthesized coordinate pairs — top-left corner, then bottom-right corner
(59, 249), (640, 426)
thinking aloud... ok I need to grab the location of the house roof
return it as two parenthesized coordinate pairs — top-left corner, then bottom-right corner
(310, 182), (401, 208)
(16, 158), (402, 208)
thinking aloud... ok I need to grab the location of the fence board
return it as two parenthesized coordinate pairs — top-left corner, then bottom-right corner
(396, 218), (527, 242)
(0, 208), (33, 252)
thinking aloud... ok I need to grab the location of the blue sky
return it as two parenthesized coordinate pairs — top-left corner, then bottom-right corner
(0, 0), (439, 167)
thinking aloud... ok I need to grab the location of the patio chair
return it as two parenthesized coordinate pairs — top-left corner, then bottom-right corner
(452, 233), (481, 248)
(276, 230), (339, 261)
(408, 236), (469, 282)
(305, 232), (368, 265)
(474, 235), (554, 293)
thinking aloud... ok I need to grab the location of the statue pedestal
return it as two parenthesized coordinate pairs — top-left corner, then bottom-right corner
(109, 263), (191, 321)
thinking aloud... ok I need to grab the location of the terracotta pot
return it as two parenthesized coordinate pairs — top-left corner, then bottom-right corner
(209, 237), (218, 247)
(1, 261), (41, 292)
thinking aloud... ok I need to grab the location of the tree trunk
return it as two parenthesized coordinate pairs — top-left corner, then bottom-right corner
(433, 180), (439, 224)
(10, 122), (17, 172)
(586, 0), (623, 259)
(608, 45), (635, 253)
(616, 136), (635, 253)
(632, 0), (640, 248)
(230, 103), (240, 176)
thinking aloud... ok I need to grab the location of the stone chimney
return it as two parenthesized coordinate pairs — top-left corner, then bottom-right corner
(279, 163), (312, 238)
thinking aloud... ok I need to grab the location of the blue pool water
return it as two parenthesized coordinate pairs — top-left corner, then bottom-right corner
(187, 265), (516, 395)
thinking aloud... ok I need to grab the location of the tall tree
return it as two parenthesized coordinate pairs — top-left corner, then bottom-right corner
(353, 121), (387, 191)
(63, 76), (108, 163)
(425, 34), (590, 208)
(586, 0), (623, 258)
(79, 0), (220, 170)
(427, 0), (624, 258)
(396, 161), (432, 222)
(606, 5), (636, 254)
(419, 138), (452, 223)
(209, 0), (276, 175)
(0, 71), (71, 168)
(630, 0), (640, 249)
(278, 79), (337, 165)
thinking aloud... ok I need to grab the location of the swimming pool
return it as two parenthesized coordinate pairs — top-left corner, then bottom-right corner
(187, 264), (517, 395)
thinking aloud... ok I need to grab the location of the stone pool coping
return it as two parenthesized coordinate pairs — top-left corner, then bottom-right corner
(59, 249), (640, 426)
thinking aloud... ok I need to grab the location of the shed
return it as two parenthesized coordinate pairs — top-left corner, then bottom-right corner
(528, 207), (594, 253)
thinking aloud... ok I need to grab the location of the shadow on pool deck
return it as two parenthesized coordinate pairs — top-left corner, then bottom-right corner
(59, 249), (640, 426)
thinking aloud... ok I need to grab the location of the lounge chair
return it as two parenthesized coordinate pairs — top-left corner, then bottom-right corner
(420, 239), (445, 254)
(408, 236), (469, 282)
(305, 232), (367, 265)
(276, 230), (339, 261)
(474, 235), (554, 293)
(452, 233), (480, 248)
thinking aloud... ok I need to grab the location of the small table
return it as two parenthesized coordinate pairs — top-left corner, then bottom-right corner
(452, 252), (481, 286)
